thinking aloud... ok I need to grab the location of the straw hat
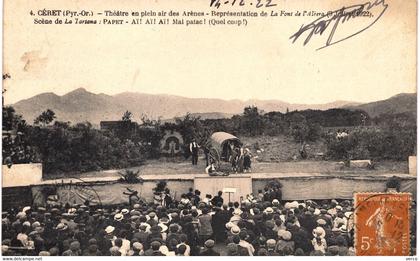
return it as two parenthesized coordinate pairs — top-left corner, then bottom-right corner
(312, 227), (326, 238)
(230, 226), (240, 235)
(278, 229), (292, 241)
(114, 213), (124, 221)
(105, 225), (115, 234)
(56, 223), (68, 231)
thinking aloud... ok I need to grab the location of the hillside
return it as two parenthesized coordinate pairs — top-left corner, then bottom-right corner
(11, 88), (359, 125)
(345, 93), (417, 118)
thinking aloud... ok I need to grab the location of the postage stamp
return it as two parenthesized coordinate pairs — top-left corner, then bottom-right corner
(354, 192), (411, 256)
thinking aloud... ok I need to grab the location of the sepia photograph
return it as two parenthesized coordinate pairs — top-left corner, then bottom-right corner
(1, 0), (417, 257)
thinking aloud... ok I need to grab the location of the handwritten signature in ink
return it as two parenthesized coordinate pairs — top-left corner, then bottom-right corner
(290, 0), (388, 50)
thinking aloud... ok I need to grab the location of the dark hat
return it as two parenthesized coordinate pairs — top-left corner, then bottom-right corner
(257, 248), (268, 256)
(150, 225), (162, 233)
(70, 241), (80, 251)
(265, 220), (275, 229)
(150, 241), (162, 249)
(227, 243), (238, 254)
(328, 245), (339, 255)
(204, 239), (215, 248)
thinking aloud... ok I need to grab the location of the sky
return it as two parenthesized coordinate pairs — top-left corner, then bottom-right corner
(3, 0), (416, 105)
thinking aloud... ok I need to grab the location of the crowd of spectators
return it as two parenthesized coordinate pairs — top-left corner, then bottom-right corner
(2, 134), (38, 167)
(1, 184), (416, 256)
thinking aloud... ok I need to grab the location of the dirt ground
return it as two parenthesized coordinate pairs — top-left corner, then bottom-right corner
(45, 157), (409, 180)
(240, 134), (329, 161)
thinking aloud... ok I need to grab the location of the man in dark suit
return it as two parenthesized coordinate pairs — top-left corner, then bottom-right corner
(189, 139), (199, 165)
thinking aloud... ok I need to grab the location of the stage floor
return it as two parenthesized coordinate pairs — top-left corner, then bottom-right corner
(41, 159), (410, 183)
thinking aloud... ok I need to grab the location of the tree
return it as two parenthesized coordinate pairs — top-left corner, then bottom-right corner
(241, 106), (264, 136)
(3, 106), (27, 131)
(288, 114), (321, 143)
(122, 110), (133, 121)
(34, 109), (56, 127)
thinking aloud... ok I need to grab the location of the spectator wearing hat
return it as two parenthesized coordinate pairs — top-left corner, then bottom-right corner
(238, 230), (255, 256)
(298, 210), (318, 237)
(311, 230), (327, 254)
(327, 201), (338, 217)
(176, 244), (187, 256)
(266, 239), (279, 256)
(109, 246), (121, 256)
(200, 239), (220, 256)
(113, 238), (125, 256)
(226, 223), (239, 239)
(292, 226), (313, 254)
(251, 236), (266, 253)
(226, 242), (238, 256)
(63, 241), (81, 256)
(38, 250), (50, 256)
(159, 244), (175, 256)
(211, 205), (227, 243)
(333, 211), (347, 229)
(262, 220), (277, 239)
(133, 224), (149, 246)
(172, 234), (189, 256)
(147, 241), (165, 256)
(98, 227), (115, 255)
(334, 235), (349, 256)
(276, 229), (294, 253)
(166, 224), (181, 244)
(319, 209), (333, 226)
(82, 239), (101, 256)
(147, 225), (164, 245)
(211, 191), (224, 206)
(198, 208), (213, 245)
(48, 247), (60, 256)
(130, 242), (143, 256)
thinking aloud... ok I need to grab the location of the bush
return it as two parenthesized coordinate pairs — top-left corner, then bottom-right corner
(118, 169), (143, 184)
(289, 120), (321, 143)
(386, 176), (401, 191)
(326, 126), (416, 161)
(26, 122), (146, 174)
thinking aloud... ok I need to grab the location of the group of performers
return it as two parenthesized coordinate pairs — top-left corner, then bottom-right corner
(227, 142), (252, 173)
(202, 140), (252, 175)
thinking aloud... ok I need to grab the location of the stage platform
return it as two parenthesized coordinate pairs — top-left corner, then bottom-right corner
(36, 171), (416, 184)
(3, 163), (416, 207)
(24, 172), (416, 206)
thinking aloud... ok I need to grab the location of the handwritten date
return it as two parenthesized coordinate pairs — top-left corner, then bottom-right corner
(210, 0), (277, 9)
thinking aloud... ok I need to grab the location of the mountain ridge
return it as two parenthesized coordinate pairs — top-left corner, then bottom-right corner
(10, 88), (416, 125)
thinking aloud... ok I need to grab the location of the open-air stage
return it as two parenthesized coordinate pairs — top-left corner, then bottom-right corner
(3, 162), (416, 207)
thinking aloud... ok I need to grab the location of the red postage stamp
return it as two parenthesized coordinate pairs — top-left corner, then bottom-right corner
(354, 192), (411, 256)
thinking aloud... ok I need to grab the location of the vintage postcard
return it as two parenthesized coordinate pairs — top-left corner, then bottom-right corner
(2, 0), (417, 258)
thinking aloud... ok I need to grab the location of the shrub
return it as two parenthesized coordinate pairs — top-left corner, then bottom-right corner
(118, 169), (143, 184)
(153, 181), (167, 193)
(386, 176), (401, 191)
(326, 126), (416, 161)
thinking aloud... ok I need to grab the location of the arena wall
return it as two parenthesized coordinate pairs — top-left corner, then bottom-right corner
(2, 163), (43, 188)
(28, 174), (416, 206)
(252, 175), (417, 200)
(31, 179), (194, 206)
